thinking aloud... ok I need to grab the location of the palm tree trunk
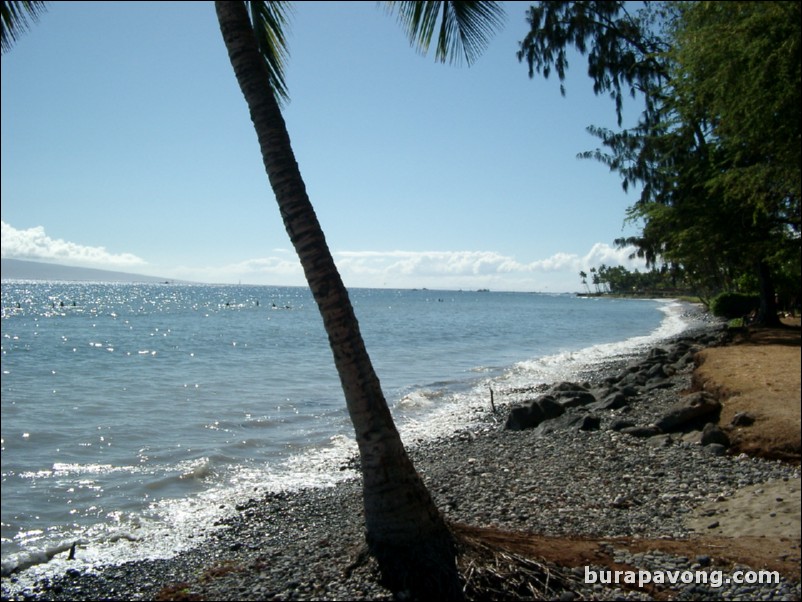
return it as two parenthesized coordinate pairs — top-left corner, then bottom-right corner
(214, 2), (459, 596)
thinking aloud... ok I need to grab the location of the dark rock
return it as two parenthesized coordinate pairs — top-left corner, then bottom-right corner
(536, 395), (566, 420)
(551, 381), (589, 392)
(730, 412), (756, 427)
(593, 385), (615, 399)
(654, 392), (721, 432)
(533, 413), (589, 436)
(603, 374), (622, 386)
(505, 392), (574, 431)
(619, 371), (649, 387)
(505, 403), (545, 431)
(671, 351), (696, 369)
(666, 343), (689, 361)
(554, 390), (597, 409)
(647, 363), (667, 379)
(532, 420), (560, 437)
(609, 418), (636, 432)
(614, 385), (640, 398)
(701, 423), (730, 447)
(620, 425), (662, 438)
(703, 443), (727, 456)
(578, 415), (601, 431)
(589, 392), (628, 411)
(644, 378), (675, 391)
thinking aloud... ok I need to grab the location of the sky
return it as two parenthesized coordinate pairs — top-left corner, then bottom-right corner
(1, 1), (650, 292)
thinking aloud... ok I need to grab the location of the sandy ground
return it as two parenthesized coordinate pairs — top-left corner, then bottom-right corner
(488, 317), (802, 589)
(693, 318), (801, 462)
(680, 317), (801, 581)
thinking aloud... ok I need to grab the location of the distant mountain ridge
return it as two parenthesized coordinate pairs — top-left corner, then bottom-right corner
(1, 258), (181, 284)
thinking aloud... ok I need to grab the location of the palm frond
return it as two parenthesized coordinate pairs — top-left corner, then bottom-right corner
(1, 0), (47, 54)
(247, 1), (292, 104)
(386, 1), (505, 66)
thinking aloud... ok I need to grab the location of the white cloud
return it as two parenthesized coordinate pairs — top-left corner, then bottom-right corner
(530, 252), (581, 272)
(170, 246), (649, 291)
(183, 255), (305, 285)
(1, 222), (146, 268)
(337, 250), (523, 278)
(582, 242), (644, 269)
(331, 246), (648, 291)
(1, 221), (649, 292)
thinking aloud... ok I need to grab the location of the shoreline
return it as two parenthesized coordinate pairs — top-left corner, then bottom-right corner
(3, 315), (800, 601)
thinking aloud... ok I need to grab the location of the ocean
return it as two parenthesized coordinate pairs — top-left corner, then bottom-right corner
(1, 282), (698, 585)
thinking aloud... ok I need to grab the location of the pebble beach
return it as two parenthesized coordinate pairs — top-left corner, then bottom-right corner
(3, 321), (800, 601)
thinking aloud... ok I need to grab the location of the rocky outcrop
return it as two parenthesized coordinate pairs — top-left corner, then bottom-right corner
(503, 328), (735, 453)
(654, 392), (722, 432)
(701, 422), (731, 447)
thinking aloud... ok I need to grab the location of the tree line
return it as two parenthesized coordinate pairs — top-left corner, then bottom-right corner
(522, 1), (800, 325)
(579, 264), (688, 297)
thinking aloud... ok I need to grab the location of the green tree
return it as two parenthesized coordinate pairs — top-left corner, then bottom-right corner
(214, 2), (504, 597)
(588, 266), (599, 293)
(518, 1), (800, 326)
(672, 1), (801, 220)
(579, 269), (590, 293)
(585, 263), (691, 296)
(518, 1), (671, 127)
(666, 1), (800, 325)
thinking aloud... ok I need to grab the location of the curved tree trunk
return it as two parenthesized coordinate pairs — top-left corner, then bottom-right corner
(215, 2), (460, 597)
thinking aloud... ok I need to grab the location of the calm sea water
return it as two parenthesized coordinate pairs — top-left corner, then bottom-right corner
(1, 282), (696, 584)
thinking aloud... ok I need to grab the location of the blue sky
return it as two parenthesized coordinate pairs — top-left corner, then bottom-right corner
(1, 1), (649, 292)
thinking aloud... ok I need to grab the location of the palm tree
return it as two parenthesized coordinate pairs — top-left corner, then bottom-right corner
(589, 266), (599, 294)
(579, 270), (590, 293)
(1, 0), (47, 53)
(3, 1), (503, 594)
(215, 1), (503, 597)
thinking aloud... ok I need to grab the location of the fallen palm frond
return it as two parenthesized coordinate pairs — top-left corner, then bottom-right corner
(453, 524), (579, 600)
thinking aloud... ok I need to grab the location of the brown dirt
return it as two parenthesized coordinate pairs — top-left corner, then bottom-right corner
(692, 317), (801, 462)
(460, 317), (802, 595)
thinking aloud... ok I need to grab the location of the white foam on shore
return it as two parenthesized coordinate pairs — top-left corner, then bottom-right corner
(1, 433), (362, 591)
(1, 300), (704, 593)
(504, 299), (691, 389)
(393, 299), (700, 445)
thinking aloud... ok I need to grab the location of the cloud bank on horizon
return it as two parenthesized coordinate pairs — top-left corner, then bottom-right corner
(1, 221), (647, 292)
(1, 221), (147, 269)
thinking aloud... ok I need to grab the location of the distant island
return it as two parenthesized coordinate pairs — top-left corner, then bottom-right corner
(1, 258), (181, 284)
